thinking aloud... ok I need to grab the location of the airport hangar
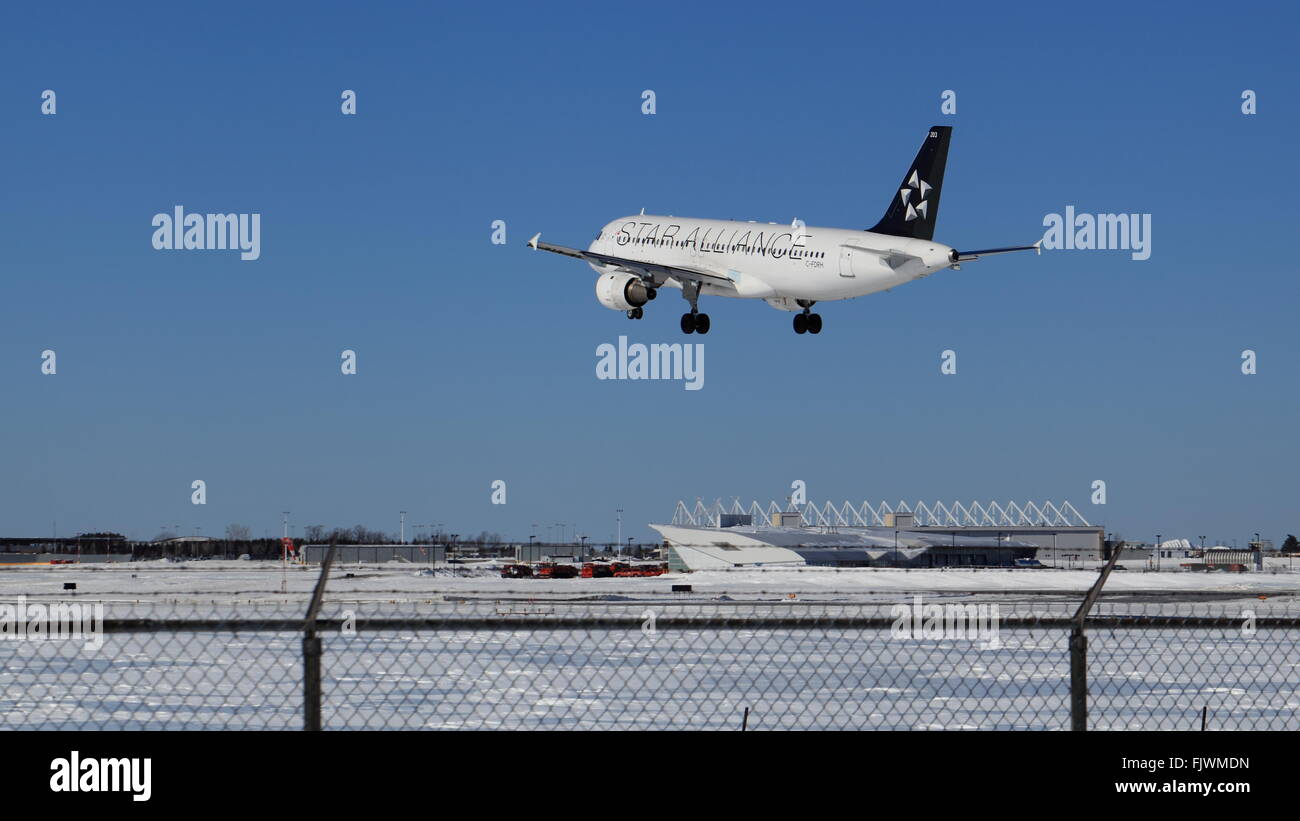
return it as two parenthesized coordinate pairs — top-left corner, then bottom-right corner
(650, 499), (1104, 571)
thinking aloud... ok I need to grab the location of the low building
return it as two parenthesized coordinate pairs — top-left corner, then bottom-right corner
(650, 522), (1044, 571)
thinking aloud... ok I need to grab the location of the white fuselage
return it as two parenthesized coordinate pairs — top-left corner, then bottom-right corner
(589, 215), (955, 306)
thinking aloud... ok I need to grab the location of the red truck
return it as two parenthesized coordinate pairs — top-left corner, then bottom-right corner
(536, 562), (579, 579)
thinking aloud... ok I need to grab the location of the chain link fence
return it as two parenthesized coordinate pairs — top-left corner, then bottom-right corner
(2, 595), (1297, 730)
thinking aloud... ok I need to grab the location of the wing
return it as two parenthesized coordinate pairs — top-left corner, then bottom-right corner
(528, 234), (736, 290)
(952, 241), (1041, 262)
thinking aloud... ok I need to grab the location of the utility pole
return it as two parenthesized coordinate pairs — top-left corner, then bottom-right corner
(400, 511), (407, 544)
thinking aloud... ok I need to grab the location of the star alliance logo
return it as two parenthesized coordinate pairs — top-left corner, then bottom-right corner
(899, 169), (931, 221)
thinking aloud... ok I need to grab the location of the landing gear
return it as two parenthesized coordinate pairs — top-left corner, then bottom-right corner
(793, 304), (822, 335)
(681, 311), (710, 334)
(646, 287), (657, 301)
(626, 307), (644, 319)
(678, 280), (708, 334)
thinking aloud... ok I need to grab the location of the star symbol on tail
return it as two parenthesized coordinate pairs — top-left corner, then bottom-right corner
(898, 169), (932, 221)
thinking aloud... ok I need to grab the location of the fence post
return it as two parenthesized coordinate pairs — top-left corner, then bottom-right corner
(303, 634), (322, 731)
(1069, 628), (1087, 730)
(1068, 545), (1122, 731)
(302, 545), (338, 731)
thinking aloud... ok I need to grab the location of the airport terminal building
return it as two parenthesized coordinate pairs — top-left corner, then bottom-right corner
(652, 499), (1105, 571)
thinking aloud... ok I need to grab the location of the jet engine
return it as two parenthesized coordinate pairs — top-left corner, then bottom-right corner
(595, 272), (649, 311)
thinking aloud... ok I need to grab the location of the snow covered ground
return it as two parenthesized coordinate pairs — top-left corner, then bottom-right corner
(2, 561), (1296, 730)
(1, 559), (1298, 605)
(2, 617), (1295, 730)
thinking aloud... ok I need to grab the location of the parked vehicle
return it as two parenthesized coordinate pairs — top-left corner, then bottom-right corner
(536, 562), (579, 579)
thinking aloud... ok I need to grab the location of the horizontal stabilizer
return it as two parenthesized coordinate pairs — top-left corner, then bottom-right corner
(952, 241), (1040, 262)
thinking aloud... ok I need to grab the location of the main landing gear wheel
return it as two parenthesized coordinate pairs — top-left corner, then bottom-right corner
(626, 307), (644, 319)
(646, 287), (657, 300)
(793, 312), (822, 334)
(680, 312), (711, 335)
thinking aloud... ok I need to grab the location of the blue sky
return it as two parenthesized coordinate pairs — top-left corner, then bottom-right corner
(1, 2), (1296, 546)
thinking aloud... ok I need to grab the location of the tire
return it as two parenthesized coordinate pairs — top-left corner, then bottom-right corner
(646, 288), (657, 300)
(808, 313), (822, 334)
(680, 313), (696, 334)
(695, 313), (710, 334)
(793, 313), (807, 334)
(633, 307), (644, 319)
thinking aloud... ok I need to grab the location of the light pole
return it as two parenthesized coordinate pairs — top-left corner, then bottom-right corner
(1156, 534), (1162, 571)
(399, 511), (407, 544)
(282, 512), (290, 540)
(616, 509), (623, 554)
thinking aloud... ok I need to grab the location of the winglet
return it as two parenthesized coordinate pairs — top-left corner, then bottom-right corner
(1033, 240), (1042, 255)
(528, 232), (540, 249)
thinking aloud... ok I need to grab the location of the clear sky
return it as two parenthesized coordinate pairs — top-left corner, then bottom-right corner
(2, 2), (1296, 546)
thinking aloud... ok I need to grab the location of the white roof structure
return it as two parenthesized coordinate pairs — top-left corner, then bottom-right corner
(671, 498), (1091, 528)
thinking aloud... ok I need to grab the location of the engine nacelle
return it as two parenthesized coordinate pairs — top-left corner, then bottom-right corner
(596, 272), (649, 311)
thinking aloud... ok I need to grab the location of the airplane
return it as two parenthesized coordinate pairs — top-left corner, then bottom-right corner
(527, 125), (1039, 335)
